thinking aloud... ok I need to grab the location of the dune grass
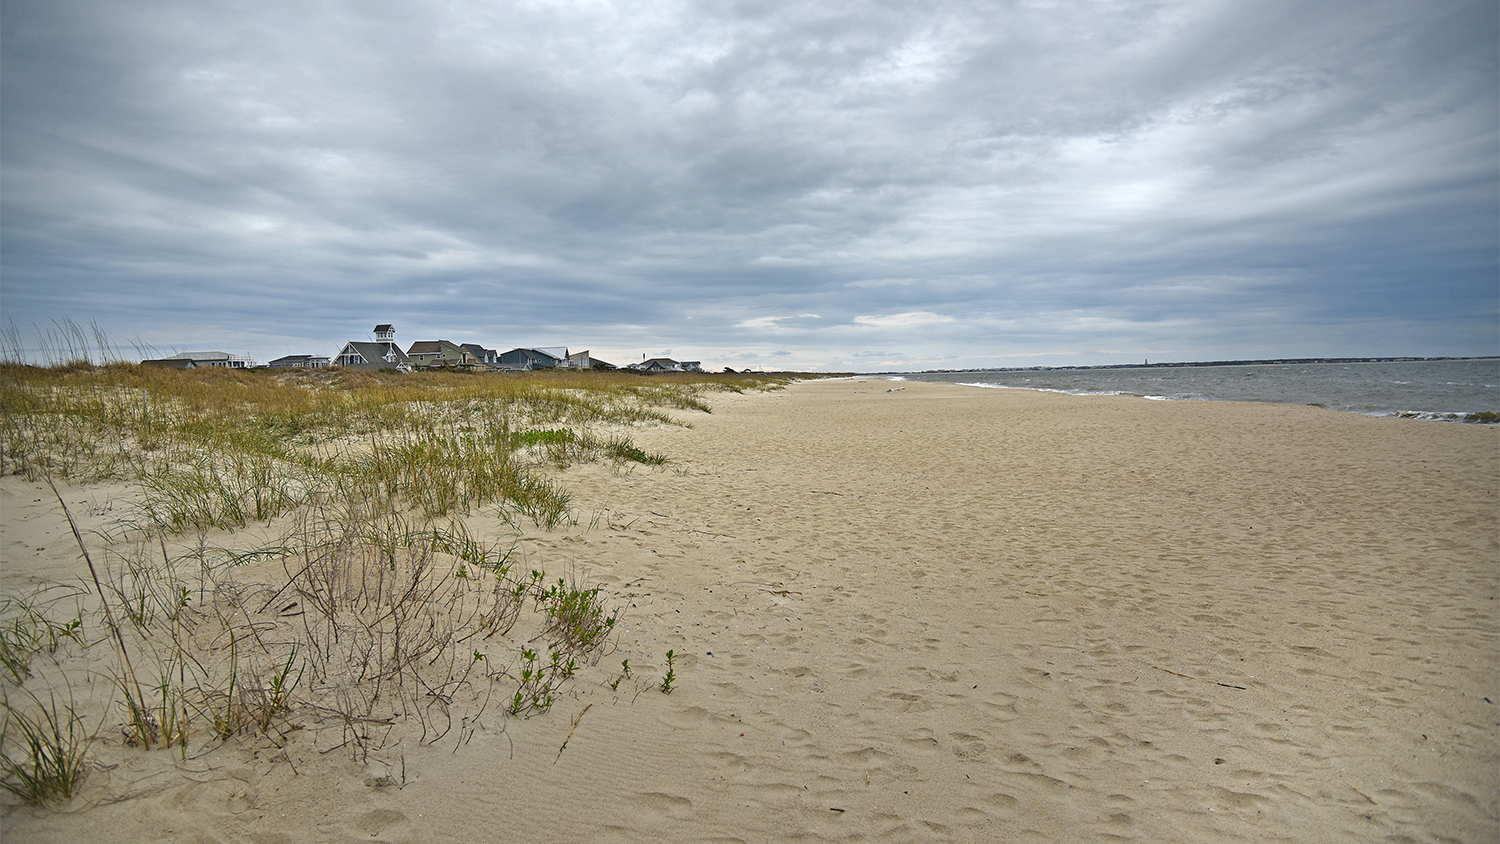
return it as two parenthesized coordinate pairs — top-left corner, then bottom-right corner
(0, 589), (88, 685)
(0, 691), (88, 805)
(0, 362), (816, 792)
(0, 364), (795, 532)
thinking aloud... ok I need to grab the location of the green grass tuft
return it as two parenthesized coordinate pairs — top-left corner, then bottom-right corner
(0, 692), (88, 805)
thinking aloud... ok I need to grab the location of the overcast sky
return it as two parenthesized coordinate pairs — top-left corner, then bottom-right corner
(2, 0), (1495, 371)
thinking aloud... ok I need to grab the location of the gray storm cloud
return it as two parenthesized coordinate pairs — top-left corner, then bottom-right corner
(2, 0), (1494, 369)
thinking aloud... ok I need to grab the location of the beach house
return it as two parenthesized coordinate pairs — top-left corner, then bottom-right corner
(332, 324), (412, 371)
(267, 354), (330, 369)
(141, 351), (256, 369)
(461, 344), (499, 366)
(497, 348), (564, 370)
(406, 340), (474, 369)
(628, 357), (702, 373)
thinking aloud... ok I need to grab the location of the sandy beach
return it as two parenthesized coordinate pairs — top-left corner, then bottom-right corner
(3, 378), (1497, 843)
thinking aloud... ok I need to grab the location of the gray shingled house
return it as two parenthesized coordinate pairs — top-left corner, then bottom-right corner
(332, 324), (412, 372)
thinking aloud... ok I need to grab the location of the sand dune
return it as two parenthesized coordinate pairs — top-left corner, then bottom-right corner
(4, 378), (1496, 842)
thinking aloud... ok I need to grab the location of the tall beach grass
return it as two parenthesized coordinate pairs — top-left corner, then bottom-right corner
(0, 363), (796, 531)
(0, 359), (816, 799)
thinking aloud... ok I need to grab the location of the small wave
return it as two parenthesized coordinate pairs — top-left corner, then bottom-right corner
(1390, 410), (1500, 424)
(951, 381), (1499, 422)
(959, 382), (1085, 396)
(958, 382), (1162, 400)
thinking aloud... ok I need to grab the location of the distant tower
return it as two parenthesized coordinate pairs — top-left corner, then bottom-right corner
(374, 324), (395, 342)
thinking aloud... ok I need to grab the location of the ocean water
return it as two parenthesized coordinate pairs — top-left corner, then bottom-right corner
(893, 358), (1500, 423)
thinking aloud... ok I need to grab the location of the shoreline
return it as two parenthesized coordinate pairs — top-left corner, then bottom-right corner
(5, 378), (1497, 842)
(866, 353), (1500, 373)
(917, 379), (1500, 424)
(884, 358), (1500, 424)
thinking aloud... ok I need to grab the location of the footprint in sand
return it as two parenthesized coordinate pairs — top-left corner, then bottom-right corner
(884, 691), (933, 713)
(632, 791), (695, 822)
(351, 808), (409, 837)
(949, 732), (988, 760)
(659, 705), (713, 728)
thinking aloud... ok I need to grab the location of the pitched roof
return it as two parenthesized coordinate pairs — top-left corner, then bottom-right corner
(407, 339), (470, 355)
(503, 347), (561, 361)
(337, 341), (411, 365)
(630, 357), (703, 372)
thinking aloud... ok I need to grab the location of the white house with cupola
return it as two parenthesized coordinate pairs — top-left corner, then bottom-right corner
(332, 324), (412, 371)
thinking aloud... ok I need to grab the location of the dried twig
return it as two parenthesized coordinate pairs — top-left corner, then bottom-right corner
(554, 703), (592, 763)
(1345, 780), (1377, 804)
(1149, 664), (1246, 690)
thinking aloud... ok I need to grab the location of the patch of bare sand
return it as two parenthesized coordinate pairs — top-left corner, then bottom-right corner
(3, 379), (1496, 842)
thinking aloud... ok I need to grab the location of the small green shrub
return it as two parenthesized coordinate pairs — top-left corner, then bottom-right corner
(507, 647), (572, 715)
(604, 437), (667, 465)
(660, 650), (676, 694)
(608, 659), (631, 691)
(536, 576), (619, 662)
(512, 428), (575, 447)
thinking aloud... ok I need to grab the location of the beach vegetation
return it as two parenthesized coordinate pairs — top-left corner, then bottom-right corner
(536, 573), (619, 663)
(116, 658), (190, 754)
(0, 691), (88, 805)
(608, 658), (631, 691)
(660, 649), (676, 694)
(0, 589), (89, 684)
(0, 357), (821, 791)
(507, 647), (574, 716)
(0, 364), (797, 532)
